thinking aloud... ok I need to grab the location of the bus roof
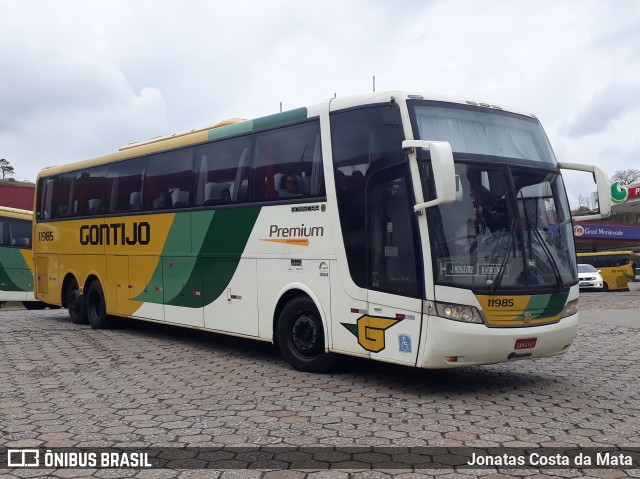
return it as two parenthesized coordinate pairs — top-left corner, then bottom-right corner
(0, 205), (32, 221)
(35, 90), (539, 180)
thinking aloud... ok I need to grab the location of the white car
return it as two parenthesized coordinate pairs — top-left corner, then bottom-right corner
(577, 264), (604, 291)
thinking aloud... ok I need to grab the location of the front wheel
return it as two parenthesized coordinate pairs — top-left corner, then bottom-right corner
(66, 277), (88, 324)
(276, 296), (335, 373)
(86, 280), (110, 329)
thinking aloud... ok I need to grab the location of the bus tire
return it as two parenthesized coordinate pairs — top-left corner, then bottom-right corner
(22, 301), (47, 310)
(86, 280), (110, 329)
(603, 282), (609, 292)
(276, 296), (335, 373)
(66, 277), (88, 324)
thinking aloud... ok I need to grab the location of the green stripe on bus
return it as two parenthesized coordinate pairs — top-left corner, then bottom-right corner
(207, 121), (253, 141)
(135, 207), (261, 307)
(252, 108), (308, 130)
(206, 108), (308, 142)
(166, 207), (261, 307)
(517, 292), (569, 319)
(539, 292), (569, 317)
(0, 249), (31, 292)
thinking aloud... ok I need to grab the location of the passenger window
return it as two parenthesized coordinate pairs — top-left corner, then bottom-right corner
(69, 167), (107, 217)
(193, 136), (251, 206)
(107, 159), (146, 213)
(144, 149), (193, 210)
(52, 173), (75, 219)
(251, 121), (324, 202)
(36, 177), (55, 221)
(9, 219), (32, 248)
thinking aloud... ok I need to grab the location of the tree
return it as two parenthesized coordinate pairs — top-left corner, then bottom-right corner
(611, 168), (640, 186)
(572, 194), (593, 216)
(0, 159), (15, 180)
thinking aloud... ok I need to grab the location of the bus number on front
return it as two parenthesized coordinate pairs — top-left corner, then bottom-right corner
(487, 298), (514, 308)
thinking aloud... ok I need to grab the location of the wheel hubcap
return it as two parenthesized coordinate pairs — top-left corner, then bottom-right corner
(291, 314), (319, 355)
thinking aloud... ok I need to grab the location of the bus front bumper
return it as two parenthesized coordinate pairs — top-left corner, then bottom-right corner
(420, 313), (578, 368)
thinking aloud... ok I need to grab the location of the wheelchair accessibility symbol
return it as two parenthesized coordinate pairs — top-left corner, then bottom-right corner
(398, 334), (412, 353)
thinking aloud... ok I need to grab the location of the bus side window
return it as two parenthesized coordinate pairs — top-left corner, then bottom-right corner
(36, 178), (54, 221)
(107, 159), (146, 214)
(9, 219), (31, 248)
(252, 120), (323, 203)
(53, 173), (74, 219)
(193, 137), (251, 207)
(144, 149), (193, 211)
(70, 167), (107, 217)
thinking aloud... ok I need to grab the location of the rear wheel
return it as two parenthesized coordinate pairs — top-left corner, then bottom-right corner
(276, 296), (334, 373)
(66, 277), (88, 324)
(86, 280), (110, 329)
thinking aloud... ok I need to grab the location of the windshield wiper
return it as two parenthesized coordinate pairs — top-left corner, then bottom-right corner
(527, 221), (564, 290)
(489, 219), (517, 293)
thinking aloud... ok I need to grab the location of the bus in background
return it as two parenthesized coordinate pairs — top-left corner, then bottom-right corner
(576, 251), (638, 291)
(0, 206), (48, 309)
(33, 91), (610, 372)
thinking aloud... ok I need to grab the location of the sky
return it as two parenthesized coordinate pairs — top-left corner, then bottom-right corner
(1, 0), (639, 206)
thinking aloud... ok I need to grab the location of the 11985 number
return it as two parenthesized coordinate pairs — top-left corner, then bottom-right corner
(38, 231), (54, 241)
(487, 298), (514, 308)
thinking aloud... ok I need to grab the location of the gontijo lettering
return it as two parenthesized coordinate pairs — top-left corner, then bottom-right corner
(80, 222), (150, 246)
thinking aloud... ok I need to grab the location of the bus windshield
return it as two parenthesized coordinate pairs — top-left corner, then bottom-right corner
(423, 162), (577, 292)
(411, 102), (556, 165)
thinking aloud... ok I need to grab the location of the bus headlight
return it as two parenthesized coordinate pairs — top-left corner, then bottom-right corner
(560, 298), (578, 319)
(434, 302), (484, 324)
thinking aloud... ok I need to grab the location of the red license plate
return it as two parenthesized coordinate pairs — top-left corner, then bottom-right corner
(514, 338), (537, 350)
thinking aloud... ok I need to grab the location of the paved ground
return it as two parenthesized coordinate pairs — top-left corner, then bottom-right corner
(0, 292), (639, 478)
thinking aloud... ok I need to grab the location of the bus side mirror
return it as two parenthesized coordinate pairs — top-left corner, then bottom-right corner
(403, 140), (456, 213)
(558, 162), (611, 220)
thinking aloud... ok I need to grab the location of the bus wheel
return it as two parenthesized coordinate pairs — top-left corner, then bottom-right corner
(66, 278), (88, 324)
(277, 296), (335, 373)
(22, 301), (47, 310)
(86, 281), (110, 329)
(603, 282), (609, 292)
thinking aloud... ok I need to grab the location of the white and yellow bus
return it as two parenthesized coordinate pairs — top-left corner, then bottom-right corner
(0, 206), (49, 309)
(33, 91), (610, 372)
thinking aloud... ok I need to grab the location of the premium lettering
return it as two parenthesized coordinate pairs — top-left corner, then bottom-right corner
(80, 222), (150, 246)
(269, 224), (324, 238)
